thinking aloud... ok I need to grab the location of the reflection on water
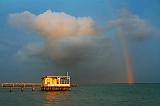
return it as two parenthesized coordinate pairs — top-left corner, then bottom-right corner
(44, 91), (69, 106)
(0, 84), (160, 106)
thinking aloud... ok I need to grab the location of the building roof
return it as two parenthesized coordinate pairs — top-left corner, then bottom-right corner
(41, 75), (70, 79)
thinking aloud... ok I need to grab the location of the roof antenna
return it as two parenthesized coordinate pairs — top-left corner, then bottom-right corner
(67, 72), (68, 77)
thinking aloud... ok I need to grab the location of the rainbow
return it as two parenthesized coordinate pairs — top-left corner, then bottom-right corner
(123, 36), (135, 84)
(126, 49), (135, 84)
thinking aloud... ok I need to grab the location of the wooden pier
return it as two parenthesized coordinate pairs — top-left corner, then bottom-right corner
(0, 82), (41, 92)
(0, 73), (76, 92)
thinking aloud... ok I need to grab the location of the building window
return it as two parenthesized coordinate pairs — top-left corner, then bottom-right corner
(47, 79), (50, 84)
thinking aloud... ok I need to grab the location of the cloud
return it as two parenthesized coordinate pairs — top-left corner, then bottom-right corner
(9, 10), (97, 40)
(15, 35), (119, 84)
(107, 8), (153, 40)
(16, 43), (46, 62)
(9, 9), (155, 84)
(9, 10), (124, 83)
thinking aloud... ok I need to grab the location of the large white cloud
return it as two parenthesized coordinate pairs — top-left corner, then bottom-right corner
(9, 10), (97, 40)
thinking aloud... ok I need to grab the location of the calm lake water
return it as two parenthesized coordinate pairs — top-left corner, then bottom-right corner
(0, 84), (160, 106)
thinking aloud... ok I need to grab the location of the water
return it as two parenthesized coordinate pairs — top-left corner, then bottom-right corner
(0, 84), (160, 106)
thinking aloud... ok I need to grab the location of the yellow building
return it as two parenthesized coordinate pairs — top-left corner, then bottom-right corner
(41, 72), (71, 91)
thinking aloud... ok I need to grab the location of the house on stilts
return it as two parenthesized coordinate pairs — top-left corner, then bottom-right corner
(41, 72), (71, 91)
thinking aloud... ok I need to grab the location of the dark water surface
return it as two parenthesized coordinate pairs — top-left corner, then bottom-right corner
(0, 84), (160, 106)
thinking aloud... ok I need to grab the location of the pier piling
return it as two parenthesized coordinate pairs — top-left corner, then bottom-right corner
(10, 87), (12, 92)
(32, 87), (35, 91)
(21, 88), (24, 92)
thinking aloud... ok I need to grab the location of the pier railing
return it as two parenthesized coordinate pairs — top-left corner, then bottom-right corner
(0, 82), (41, 92)
(0, 82), (77, 92)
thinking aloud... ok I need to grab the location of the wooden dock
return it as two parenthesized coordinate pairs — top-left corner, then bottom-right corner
(0, 82), (41, 92)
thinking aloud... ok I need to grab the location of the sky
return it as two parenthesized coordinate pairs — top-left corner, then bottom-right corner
(0, 0), (160, 84)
